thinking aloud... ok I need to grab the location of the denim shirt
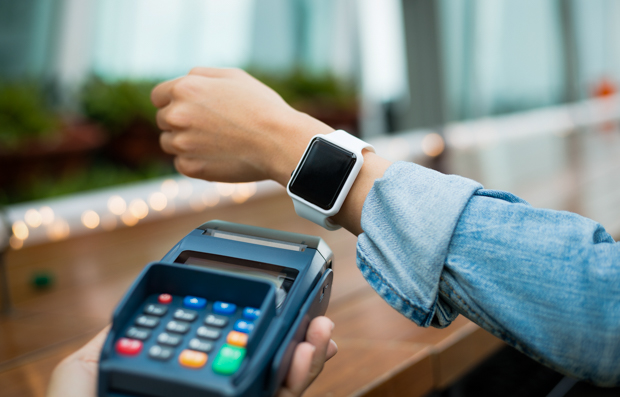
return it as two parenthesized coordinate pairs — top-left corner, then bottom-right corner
(357, 162), (620, 386)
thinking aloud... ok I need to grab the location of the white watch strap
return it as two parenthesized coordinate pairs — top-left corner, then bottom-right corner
(327, 130), (375, 154)
(292, 199), (341, 230)
(290, 130), (374, 230)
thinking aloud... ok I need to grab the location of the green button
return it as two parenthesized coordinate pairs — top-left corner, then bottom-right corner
(212, 344), (246, 375)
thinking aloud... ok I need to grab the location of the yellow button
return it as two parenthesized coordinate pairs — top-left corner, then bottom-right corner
(179, 349), (208, 368)
(227, 331), (248, 347)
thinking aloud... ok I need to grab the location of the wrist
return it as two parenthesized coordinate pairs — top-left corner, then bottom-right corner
(330, 151), (391, 235)
(264, 111), (334, 186)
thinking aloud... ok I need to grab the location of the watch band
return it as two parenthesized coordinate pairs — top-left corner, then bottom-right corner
(292, 199), (341, 230)
(289, 130), (374, 230)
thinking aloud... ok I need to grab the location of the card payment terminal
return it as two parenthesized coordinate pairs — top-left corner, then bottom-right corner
(98, 220), (333, 397)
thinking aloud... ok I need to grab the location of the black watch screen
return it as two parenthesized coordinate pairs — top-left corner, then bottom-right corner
(288, 137), (357, 210)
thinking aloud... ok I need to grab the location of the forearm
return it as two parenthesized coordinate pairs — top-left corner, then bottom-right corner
(442, 192), (620, 385)
(357, 163), (620, 385)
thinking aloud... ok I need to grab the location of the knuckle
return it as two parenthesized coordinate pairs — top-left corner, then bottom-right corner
(155, 110), (167, 129)
(170, 77), (194, 99)
(163, 106), (191, 129)
(170, 133), (193, 153)
(159, 132), (175, 154)
(175, 157), (202, 179)
(159, 132), (170, 151)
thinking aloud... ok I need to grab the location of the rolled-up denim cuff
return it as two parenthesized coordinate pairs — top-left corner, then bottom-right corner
(357, 162), (482, 327)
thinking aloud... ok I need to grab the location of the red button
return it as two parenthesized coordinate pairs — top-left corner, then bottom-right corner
(158, 294), (172, 304)
(116, 338), (143, 355)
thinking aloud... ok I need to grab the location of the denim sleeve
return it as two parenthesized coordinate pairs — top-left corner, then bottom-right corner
(357, 162), (620, 386)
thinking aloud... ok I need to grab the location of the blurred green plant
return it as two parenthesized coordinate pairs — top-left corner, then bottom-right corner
(0, 81), (60, 150)
(248, 69), (358, 111)
(80, 77), (159, 135)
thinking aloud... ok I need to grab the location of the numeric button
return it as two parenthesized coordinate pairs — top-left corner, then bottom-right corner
(135, 315), (160, 328)
(197, 326), (221, 340)
(157, 332), (182, 347)
(174, 308), (198, 322)
(166, 320), (191, 334)
(149, 345), (174, 361)
(188, 338), (213, 353)
(144, 304), (168, 316)
(204, 314), (228, 328)
(126, 327), (151, 341)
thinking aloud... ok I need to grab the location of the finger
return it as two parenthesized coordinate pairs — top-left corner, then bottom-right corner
(156, 105), (192, 131)
(278, 342), (316, 397)
(151, 77), (181, 108)
(188, 67), (246, 79)
(304, 316), (334, 378)
(279, 317), (334, 397)
(326, 339), (338, 361)
(159, 131), (178, 155)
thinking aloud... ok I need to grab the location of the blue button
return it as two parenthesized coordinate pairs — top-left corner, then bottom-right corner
(243, 307), (261, 320)
(233, 319), (254, 334)
(213, 301), (237, 315)
(184, 296), (206, 309)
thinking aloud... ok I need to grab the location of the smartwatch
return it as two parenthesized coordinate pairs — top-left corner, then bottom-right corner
(286, 130), (375, 230)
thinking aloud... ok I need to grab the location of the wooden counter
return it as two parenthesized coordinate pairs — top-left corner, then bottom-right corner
(0, 192), (503, 396)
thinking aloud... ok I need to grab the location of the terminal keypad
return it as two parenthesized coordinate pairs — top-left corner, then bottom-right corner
(115, 293), (259, 375)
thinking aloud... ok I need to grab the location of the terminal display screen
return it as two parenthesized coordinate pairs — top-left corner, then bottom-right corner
(175, 251), (297, 309)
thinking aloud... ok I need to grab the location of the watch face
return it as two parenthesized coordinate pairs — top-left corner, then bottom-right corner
(289, 137), (357, 210)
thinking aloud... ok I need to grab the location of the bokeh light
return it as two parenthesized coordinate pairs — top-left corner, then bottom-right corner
(12, 220), (29, 240)
(121, 212), (139, 227)
(108, 196), (127, 215)
(129, 199), (149, 219)
(81, 210), (100, 229)
(24, 209), (42, 228)
(421, 133), (445, 157)
(149, 192), (168, 211)
(39, 206), (55, 225)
